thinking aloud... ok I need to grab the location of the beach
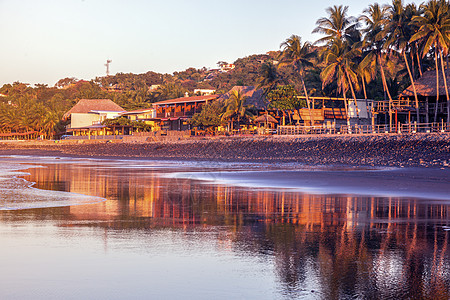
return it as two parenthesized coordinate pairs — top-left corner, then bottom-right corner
(1, 135), (450, 299)
(0, 133), (449, 168)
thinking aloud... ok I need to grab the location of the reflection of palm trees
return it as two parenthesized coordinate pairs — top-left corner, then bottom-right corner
(21, 163), (450, 298)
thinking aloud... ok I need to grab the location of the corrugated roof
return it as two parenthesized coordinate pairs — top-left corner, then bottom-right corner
(63, 99), (125, 120)
(152, 95), (219, 106)
(400, 69), (450, 97)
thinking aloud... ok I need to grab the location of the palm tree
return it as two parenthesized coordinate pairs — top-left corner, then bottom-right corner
(257, 61), (282, 106)
(279, 35), (315, 124)
(360, 3), (396, 128)
(385, 0), (421, 122)
(410, 0), (450, 123)
(312, 5), (358, 45)
(321, 39), (361, 127)
(356, 51), (376, 100)
(221, 89), (254, 131)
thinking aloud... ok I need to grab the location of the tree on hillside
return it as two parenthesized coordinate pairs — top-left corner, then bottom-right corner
(257, 62), (281, 95)
(267, 85), (306, 124)
(315, 5), (361, 121)
(279, 35), (316, 123)
(221, 90), (255, 131)
(190, 101), (225, 129)
(385, 0), (421, 122)
(360, 3), (396, 127)
(321, 39), (361, 126)
(312, 5), (359, 45)
(410, 0), (450, 123)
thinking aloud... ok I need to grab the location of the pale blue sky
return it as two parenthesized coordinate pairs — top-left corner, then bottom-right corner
(0, 0), (417, 86)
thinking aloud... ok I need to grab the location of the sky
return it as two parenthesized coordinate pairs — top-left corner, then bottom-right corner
(0, 0), (418, 86)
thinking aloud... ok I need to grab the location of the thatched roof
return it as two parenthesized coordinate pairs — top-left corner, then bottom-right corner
(63, 99), (125, 120)
(400, 69), (450, 98)
(218, 86), (267, 109)
(254, 114), (278, 123)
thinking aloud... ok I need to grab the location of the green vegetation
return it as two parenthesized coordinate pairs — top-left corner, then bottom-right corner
(102, 117), (153, 132)
(190, 101), (225, 128)
(221, 90), (256, 130)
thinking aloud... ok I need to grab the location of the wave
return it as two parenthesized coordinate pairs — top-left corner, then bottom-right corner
(0, 162), (105, 211)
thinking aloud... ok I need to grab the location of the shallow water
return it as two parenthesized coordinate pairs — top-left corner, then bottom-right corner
(0, 156), (449, 299)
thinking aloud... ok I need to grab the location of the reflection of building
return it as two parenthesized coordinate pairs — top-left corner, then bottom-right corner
(21, 162), (450, 299)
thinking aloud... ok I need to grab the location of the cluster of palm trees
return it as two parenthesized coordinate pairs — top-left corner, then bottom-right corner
(276, 0), (450, 126)
(0, 98), (65, 139)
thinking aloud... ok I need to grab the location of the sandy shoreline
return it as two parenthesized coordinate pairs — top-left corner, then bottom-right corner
(0, 133), (449, 168)
(174, 167), (450, 201)
(0, 134), (449, 201)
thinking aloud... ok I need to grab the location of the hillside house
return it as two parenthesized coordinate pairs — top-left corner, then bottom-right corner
(63, 99), (126, 136)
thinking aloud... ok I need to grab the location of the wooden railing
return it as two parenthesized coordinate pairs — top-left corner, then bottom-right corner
(278, 125), (337, 135)
(278, 122), (450, 135)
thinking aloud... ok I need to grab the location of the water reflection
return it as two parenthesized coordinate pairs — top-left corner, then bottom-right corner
(3, 161), (450, 299)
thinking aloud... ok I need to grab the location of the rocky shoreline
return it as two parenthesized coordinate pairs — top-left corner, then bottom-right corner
(1, 133), (449, 168)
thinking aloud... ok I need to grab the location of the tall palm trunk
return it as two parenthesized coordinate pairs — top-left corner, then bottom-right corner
(361, 76), (368, 100)
(299, 71), (314, 126)
(440, 50), (450, 125)
(415, 44), (423, 77)
(403, 51), (420, 123)
(378, 53), (394, 129)
(344, 69), (360, 120)
(342, 87), (350, 129)
(434, 47), (440, 123)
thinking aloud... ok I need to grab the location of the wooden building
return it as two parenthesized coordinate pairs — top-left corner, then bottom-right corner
(63, 99), (126, 137)
(152, 95), (219, 131)
(399, 69), (450, 123)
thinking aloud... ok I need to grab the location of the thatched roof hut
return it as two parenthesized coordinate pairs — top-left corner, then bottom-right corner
(254, 114), (278, 124)
(63, 99), (125, 120)
(400, 69), (450, 98)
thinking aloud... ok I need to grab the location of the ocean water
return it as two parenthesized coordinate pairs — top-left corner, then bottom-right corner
(0, 156), (449, 299)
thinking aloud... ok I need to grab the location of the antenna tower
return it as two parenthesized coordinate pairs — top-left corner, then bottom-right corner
(105, 59), (112, 76)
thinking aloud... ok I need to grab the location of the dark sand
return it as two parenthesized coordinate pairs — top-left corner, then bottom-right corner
(0, 133), (449, 167)
(181, 167), (450, 200)
(0, 134), (449, 200)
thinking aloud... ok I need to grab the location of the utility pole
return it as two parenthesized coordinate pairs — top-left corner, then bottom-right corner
(105, 59), (112, 76)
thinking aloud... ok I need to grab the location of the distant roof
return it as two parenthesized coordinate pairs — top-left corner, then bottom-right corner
(153, 95), (219, 106)
(400, 69), (450, 98)
(63, 99), (125, 120)
(218, 86), (267, 109)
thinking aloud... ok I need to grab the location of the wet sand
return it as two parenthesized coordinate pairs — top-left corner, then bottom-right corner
(0, 133), (449, 167)
(0, 134), (449, 201)
(177, 167), (450, 201)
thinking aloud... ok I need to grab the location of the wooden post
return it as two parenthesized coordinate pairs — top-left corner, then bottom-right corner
(426, 97), (429, 123)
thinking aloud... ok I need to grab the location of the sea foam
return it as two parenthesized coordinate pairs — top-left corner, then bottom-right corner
(0, 162), (105, 210)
